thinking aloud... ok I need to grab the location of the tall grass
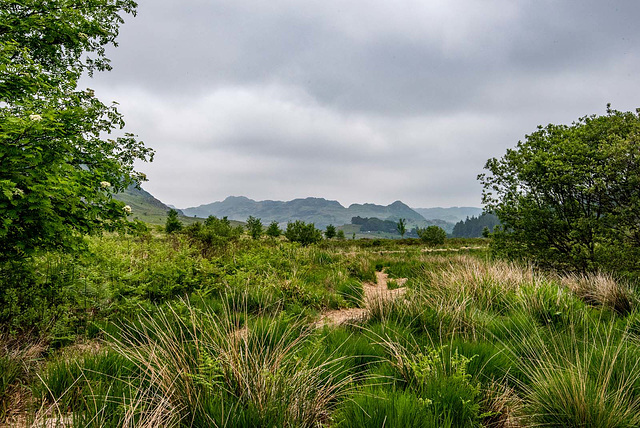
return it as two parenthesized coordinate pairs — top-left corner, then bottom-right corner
(561, 272), (636, 314)
(100, 299), (358, 427)
(500, 317), (640, 427)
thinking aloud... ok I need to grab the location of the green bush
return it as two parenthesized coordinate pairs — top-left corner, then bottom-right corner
(164, 208), (183, 233)
(417, 226), (447, 246)
(285, 220), (322, 246)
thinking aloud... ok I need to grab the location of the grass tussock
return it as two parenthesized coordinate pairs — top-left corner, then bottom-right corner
(561, 272), (635, 314)
(0, 339), (45, 422)
(105, 299), (357, 427)
(506, 319), (640, 427)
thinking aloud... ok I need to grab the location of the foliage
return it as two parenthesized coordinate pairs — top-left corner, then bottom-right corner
(266, 221), (282, 238)
(184, 216), (243, 254)
(164, 208), (182, 233)
(479, 106), (640, 273)
(336, 229), (346, 240)
(7, 234), (640, 425)
(0, 0), (153, 262)
(451, 213), (500, 238)
(245, 215), (263, 240)
(352, 216), (398, 234)
(325, 224), (336, 239)
(285, 220), (322, 246)
(417, 225), (446, 246)
(397, 218), (407, 238)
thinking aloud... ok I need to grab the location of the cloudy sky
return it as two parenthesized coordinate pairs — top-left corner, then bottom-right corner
(84, 0), (640, 209)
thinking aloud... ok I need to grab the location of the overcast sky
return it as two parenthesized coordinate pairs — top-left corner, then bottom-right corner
(84, 0), (640, 209)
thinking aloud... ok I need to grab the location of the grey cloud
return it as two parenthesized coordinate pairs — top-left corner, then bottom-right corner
(83, 0), (640, 209)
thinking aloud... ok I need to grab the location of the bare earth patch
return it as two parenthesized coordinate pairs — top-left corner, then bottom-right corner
(317, 270), (407, 327)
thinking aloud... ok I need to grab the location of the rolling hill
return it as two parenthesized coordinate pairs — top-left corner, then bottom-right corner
(113, 185), (192, 225)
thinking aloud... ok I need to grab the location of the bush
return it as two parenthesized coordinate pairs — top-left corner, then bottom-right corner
(246, 216), (263, 240)
(417, 226), (446, 246)
(164, 209), (183, 233)
(266, 221), (282, 238)
(285, 221), (322, 246)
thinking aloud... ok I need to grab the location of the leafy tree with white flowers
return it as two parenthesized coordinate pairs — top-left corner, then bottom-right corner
(0, 0), (153, 261)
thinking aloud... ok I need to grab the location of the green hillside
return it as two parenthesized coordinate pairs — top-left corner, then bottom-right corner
(113, 186), (195, 226)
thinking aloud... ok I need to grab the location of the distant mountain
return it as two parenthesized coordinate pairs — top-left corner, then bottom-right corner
(182, 196), (430, 229)
(412, 207), (483, 224)
(114, 185), (187, 225)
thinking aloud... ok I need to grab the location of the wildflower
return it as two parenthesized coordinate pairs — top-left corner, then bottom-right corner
(123, 205), (132, 214)
(100, 181), (111, 188)
(29, 114), (42, 122)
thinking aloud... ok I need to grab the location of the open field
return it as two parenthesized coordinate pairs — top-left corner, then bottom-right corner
(2, 234), (640, 427)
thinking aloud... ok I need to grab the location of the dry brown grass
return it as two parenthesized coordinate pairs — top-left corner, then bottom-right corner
(561, 272), (635, 314)
(481, 381), (524, 428)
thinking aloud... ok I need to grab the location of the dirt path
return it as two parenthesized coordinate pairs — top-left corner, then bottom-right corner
(317, 271), (407, 327)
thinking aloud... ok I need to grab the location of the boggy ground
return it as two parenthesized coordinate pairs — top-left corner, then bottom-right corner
(2, 235), (640, 427)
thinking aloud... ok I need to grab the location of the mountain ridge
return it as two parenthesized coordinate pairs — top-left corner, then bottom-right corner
(181, 196), (467, 230)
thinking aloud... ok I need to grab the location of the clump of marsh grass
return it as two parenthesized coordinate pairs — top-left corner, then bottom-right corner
(105, 299), (357, 427)
(561, 272), (635, 315)
(480, 380), (524, 428)
(504, 318), (640, 427)
(423, 255), (535, 315)
(1, 338), (45, 422)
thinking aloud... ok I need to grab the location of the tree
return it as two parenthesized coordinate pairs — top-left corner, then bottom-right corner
(479, 106), (640, 273)
(165, 209), (183, 233)
(246, 216), (263, 240)
(396, 218), (407, 238)
(0, 1), (153, 261)
(336, 229), (346, 240)
(266, 221), (281, 239)
(285, 220), (322, 246)
(325, 224), (336, 239)
(417, 225), (446, 246)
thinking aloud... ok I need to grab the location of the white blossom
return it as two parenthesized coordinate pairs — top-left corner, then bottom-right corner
(123, 205), (132, 214)
(29, 114), (42, 122)
(100, 181), (111, 188)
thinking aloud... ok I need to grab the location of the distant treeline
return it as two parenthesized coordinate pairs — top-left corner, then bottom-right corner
(451, 213), (500, 238)
(351, 216), (398, 233)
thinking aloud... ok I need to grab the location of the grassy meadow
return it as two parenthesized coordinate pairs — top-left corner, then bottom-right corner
(2, 231), (640, 427)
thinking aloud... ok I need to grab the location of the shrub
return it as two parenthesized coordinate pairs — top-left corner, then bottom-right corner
(246, 216), (263, 240)
(417, 226), (447, 246)
(285, 221), (322, 246)
(325, 224), (336, 239)
(266, 221), (281, 238)
(164, 209), (183, 233)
